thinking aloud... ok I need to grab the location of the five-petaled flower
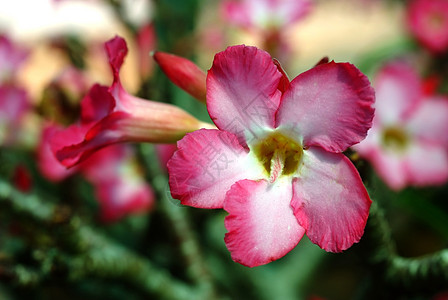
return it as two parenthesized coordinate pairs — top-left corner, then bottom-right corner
(407, 0), (448, 54)
(52, 36), (213, 168)
(353, 61), (448, 190)
(168, 45), (375, 267)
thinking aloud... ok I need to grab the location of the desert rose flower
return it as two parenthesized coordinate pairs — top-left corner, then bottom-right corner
(221, 0), (312, 59)
(353, 62), (448, 190)
(168, 45), (374, 267)
(407, 0), (448, 54)
(52, 36), (214, 167)
(221, 0), (311, 31)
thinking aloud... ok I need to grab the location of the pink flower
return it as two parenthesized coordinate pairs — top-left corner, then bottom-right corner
(353, 62), (448, 190)
(168, 45), (374, 267)
(38, 123), (154, 222)
(81, 144), (155, 223)
(0, 34), (28, 84)
(221, 0), (312, 60)
(407, 0), (448, 54)
(52, 36), (213, 167)
(221, 0), (312, 31)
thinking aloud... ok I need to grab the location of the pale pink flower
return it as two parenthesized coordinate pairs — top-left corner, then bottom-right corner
(353, 62), (448, 190)
(407, 0), (448, 54)
(0, 34), (28, 84)
(168, 45), (374, 267)
(52, 36), (213, 167)
(38, 123), (154, 222)
(221, 0), (312, 31)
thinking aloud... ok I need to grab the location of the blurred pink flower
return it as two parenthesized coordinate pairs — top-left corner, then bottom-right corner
(52, 36), (213, 168)
(353, 62), (448, 190)
(221, 0), (312, 60)
(0, 34), (28, 84)
(168, 45), (374, 267)
(407, 0), (448, 54)
(221, 0), (312, 30)
(38, 123), (154, 223)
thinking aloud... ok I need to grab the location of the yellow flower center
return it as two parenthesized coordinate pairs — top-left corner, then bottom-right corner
(382, 126), (409, 151)
(252, 131), (303, 181)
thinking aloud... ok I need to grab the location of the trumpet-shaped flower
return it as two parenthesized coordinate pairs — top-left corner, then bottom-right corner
(168, 45), (374, 267)
(52, 36), (213, 167)
(407, 0), (448, 54)
(353, 62), (448, 190)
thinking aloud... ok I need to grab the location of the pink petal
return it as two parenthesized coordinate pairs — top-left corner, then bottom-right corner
(168, 129), (262, 209)
(207, 45), (282, 145)
(269, 0), (312, 27)
(276, 62), (374, 152)
(272, 58), (290, 93)
(405, 143), (448, 188)
(0, 34), (28, 82)
(83, 145), (155, 223)
(220, 0), (252, 28)
(39, 124), (79, 181)
(363, 145), (408, 191)
(224, 178), (305, 267)
(374, 62), (422, 125)
(407, 96), (448, 146)
(80, 84), (115, 124)
(104, 35), (128, 81)
(291, 147), (371, 252)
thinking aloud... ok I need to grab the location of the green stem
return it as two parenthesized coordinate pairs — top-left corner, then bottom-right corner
(139, 143), (217, 299)
(366, 202), (448, 291)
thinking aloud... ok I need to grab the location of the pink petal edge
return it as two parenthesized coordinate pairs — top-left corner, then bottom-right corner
(224, 178), (305, 267)
(291, 147), (371, 252)
(276, 61), (375, 153)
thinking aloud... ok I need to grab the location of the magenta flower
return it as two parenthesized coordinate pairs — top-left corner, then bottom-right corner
(168, 45), (375, 267)
(353, 62), (448, 190)
(407, 0), (448, 54)
(52, 36), (213, 168)
(221, 0), (312, 61)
